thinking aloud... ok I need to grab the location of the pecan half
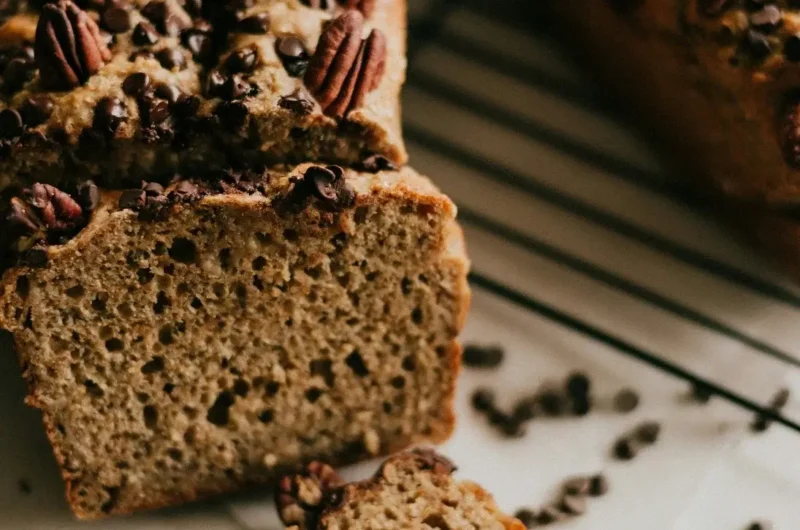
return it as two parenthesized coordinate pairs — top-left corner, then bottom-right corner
(304, 11), (386, 118)
(35, 0), (111, 90)
(276, 461), (344, 530)
(23, 183), (83, 231)
(337, 0), (376, 18)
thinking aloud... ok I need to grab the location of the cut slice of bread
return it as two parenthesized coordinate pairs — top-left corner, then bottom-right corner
(277, 449), (525, 530)
(0, 164), (469, 519)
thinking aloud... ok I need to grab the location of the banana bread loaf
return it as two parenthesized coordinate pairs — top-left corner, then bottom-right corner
(0, 164), (469, 519)
(276, 449), (525, 530)
(0, 0), (407, 193)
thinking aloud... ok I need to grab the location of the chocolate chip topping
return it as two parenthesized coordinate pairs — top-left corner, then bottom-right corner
(19, 95), (54, 126)
(3, 56), (36, 95)
(306, 165), (355, 211)
(0, 108), (23, 139)
(750, 5), (782, 33)
(132, 20), (159, 45)
(35, 0), (112, 90)
(77, 179), (99, 211)
(101, 5), (131, 33)
(588, 474), (609, 497)
(300, 0), (333, 10)
(154, 82), (181, 104)
(238, 12), (269, 34)
(613, 388), (640, 413)
(93, 96), (127, 136)
(122, 71), (150, 96)
(471, 388), (495, 412)
(226, 45), (258, 73)
(357, 154), (397, 173)
(118, 188), (145, 210)
(141, 0), (187, 37)
(155, 47), (186, 70)
(181, 27), (213, 62)
(462, 344), (504, 368)
(279, 90), (315, 115)
(276, 36), (309, 77)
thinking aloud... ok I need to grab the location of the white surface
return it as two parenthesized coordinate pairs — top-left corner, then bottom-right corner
(2, 1), (800, 527)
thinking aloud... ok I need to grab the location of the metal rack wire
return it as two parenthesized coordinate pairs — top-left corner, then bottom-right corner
(406, 0), (800, 434)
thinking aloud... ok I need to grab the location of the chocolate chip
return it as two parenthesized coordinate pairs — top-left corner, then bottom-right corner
(612, 437), (637, 460)
(501, 418), (526, 438)
(132, 21), (160, 45)
(635, 421), (661, 444)
(119, 189), (146, 210)
(129, 49), (155, 62)
(20, 247), (48, 268)
(358, 154), (396, 173)
(512, 396), (536, 422)
(93, 97), (128, 136)
(300, 0), (333, 9)
(563, 477), (590, 496)
(122, 72), (151, 97)
(215, 100), (249, 129)
(588, 474), (609, 497)
(471, 388), (495, 413)
(141, 1), (187, 36)
(613, 388), (640, 413)
(205, 70), (227, 98)
(565, 372), (590, 398)
(77, 180), (100, 212)
(745, 29), (771, 60)
(750, 5), (782, 33)
(143, 182), (164, 197)
(751, 415), (771, 433)
(571, 395), (591, 416)
(238, 12), (270, 33)
(154, 82), (181, 104)
(0, 108), (23, 139)
(463, 344), (504, 368)
(173, 94), (200, 118)
(18, 96), (52, 128)
(276, 36), (309, 77)
(3, 57), (34, 94)
(181, 28), (214, 62)
(102, 6), (131, 33)
(514, 509), (537, 528)
(226, 46), (258, 73)
(559, 494), (586, 516)
(769, 387), (790, 409)
(140, 96), (170, 126)
(156, 48), (186, 70)
(785, 34), (800, 62)
(279, 91), (315, 115)
(223, 74), (251, 100)
(173, 180), (199, 198)
(538, 389), (566, 417)
(536, 505), (563, 525)
(689, 381), (712, 404)
(747, 521), (773, 530)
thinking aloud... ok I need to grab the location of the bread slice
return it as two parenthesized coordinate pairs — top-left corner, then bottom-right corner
(0, 164), (469, 519)
(276, 449), (525, 530)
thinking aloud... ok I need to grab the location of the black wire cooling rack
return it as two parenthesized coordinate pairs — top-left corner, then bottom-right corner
(405, 0), (800, 434)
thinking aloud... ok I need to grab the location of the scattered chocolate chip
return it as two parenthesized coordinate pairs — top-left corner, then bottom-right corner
(565, 372), (591, 398)
(300, 0), (333, 9)
(571, 396), (591, 417)
(538, 389), (566, 417)
(559, 494), (586, 516)
(613, 388), (640, 414)
(3, 57), (35, 94)
(514, 508), (537, 528)
(0, 108), (23, 139)
(512, 396), (536, 422)
(751, 415), (771, 433)
(156, 47), (186, 70)
(139, 96), (170, 126)
(204, 69), (227, 98)
(173, 94), (200, 118)
(77, 180), (100, 211)
(689, 381), (712, 404)
(226, 46), (258, 73)
(122, 72), (151, 96)
(143, 182), (164, 196)
(132, 20), (160, 45)
(612, 437), (637, 461)
(276, 36), (309, 77)
(588, 474), (609, 497)
(238, 12), (270, 33)
(750, 5), (782, 33)
(141, 0), (187, 36)
(222, 74), (251, 100)
(501, 417), (526, 438)
(769, 387), (790, 409)
(471, 388), (495, 413)
(463, 344), (504, 368)
(536, 505), (563, 525)
(563, 477), (590, 496)
(102, 6), (131, 33)
(279, 91), (315, 115)
(747, 521), (774, 530)
(92, 97), (128, 136)
(21, 247), (48, 267)
(215, 100), (249, 129)
(358, 154), (396, 173)
(635, 421), (661, 444)
(19, 96), (54, 127)
(119, 189), (146, 210)
(154, 82), (181, 104)
(305, 164), (355, 211)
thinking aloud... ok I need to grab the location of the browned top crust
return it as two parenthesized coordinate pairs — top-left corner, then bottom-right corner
(0, 0), (407, 193)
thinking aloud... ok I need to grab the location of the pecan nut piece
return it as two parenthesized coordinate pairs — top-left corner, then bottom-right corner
(337, 0), (376, 18)
(24, 183), (84, 231)
(276, 461), (344, 530)
(304, 11), (387, 118)
(35, 0), (111, 90)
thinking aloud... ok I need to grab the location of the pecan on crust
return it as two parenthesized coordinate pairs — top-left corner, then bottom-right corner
(276, 461), (344, 530)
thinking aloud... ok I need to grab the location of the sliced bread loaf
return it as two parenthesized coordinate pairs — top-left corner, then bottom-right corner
(0, 164), (469, 519)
